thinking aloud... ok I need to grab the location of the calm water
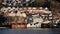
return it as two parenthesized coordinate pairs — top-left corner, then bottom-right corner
(0, 28), (60, 34)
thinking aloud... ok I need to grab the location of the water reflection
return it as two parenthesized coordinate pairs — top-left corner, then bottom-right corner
(0, 28), (60, 34)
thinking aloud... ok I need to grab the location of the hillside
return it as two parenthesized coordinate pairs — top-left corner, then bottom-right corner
(31, 0), (60, 15)
(0, 0), (60, 14)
